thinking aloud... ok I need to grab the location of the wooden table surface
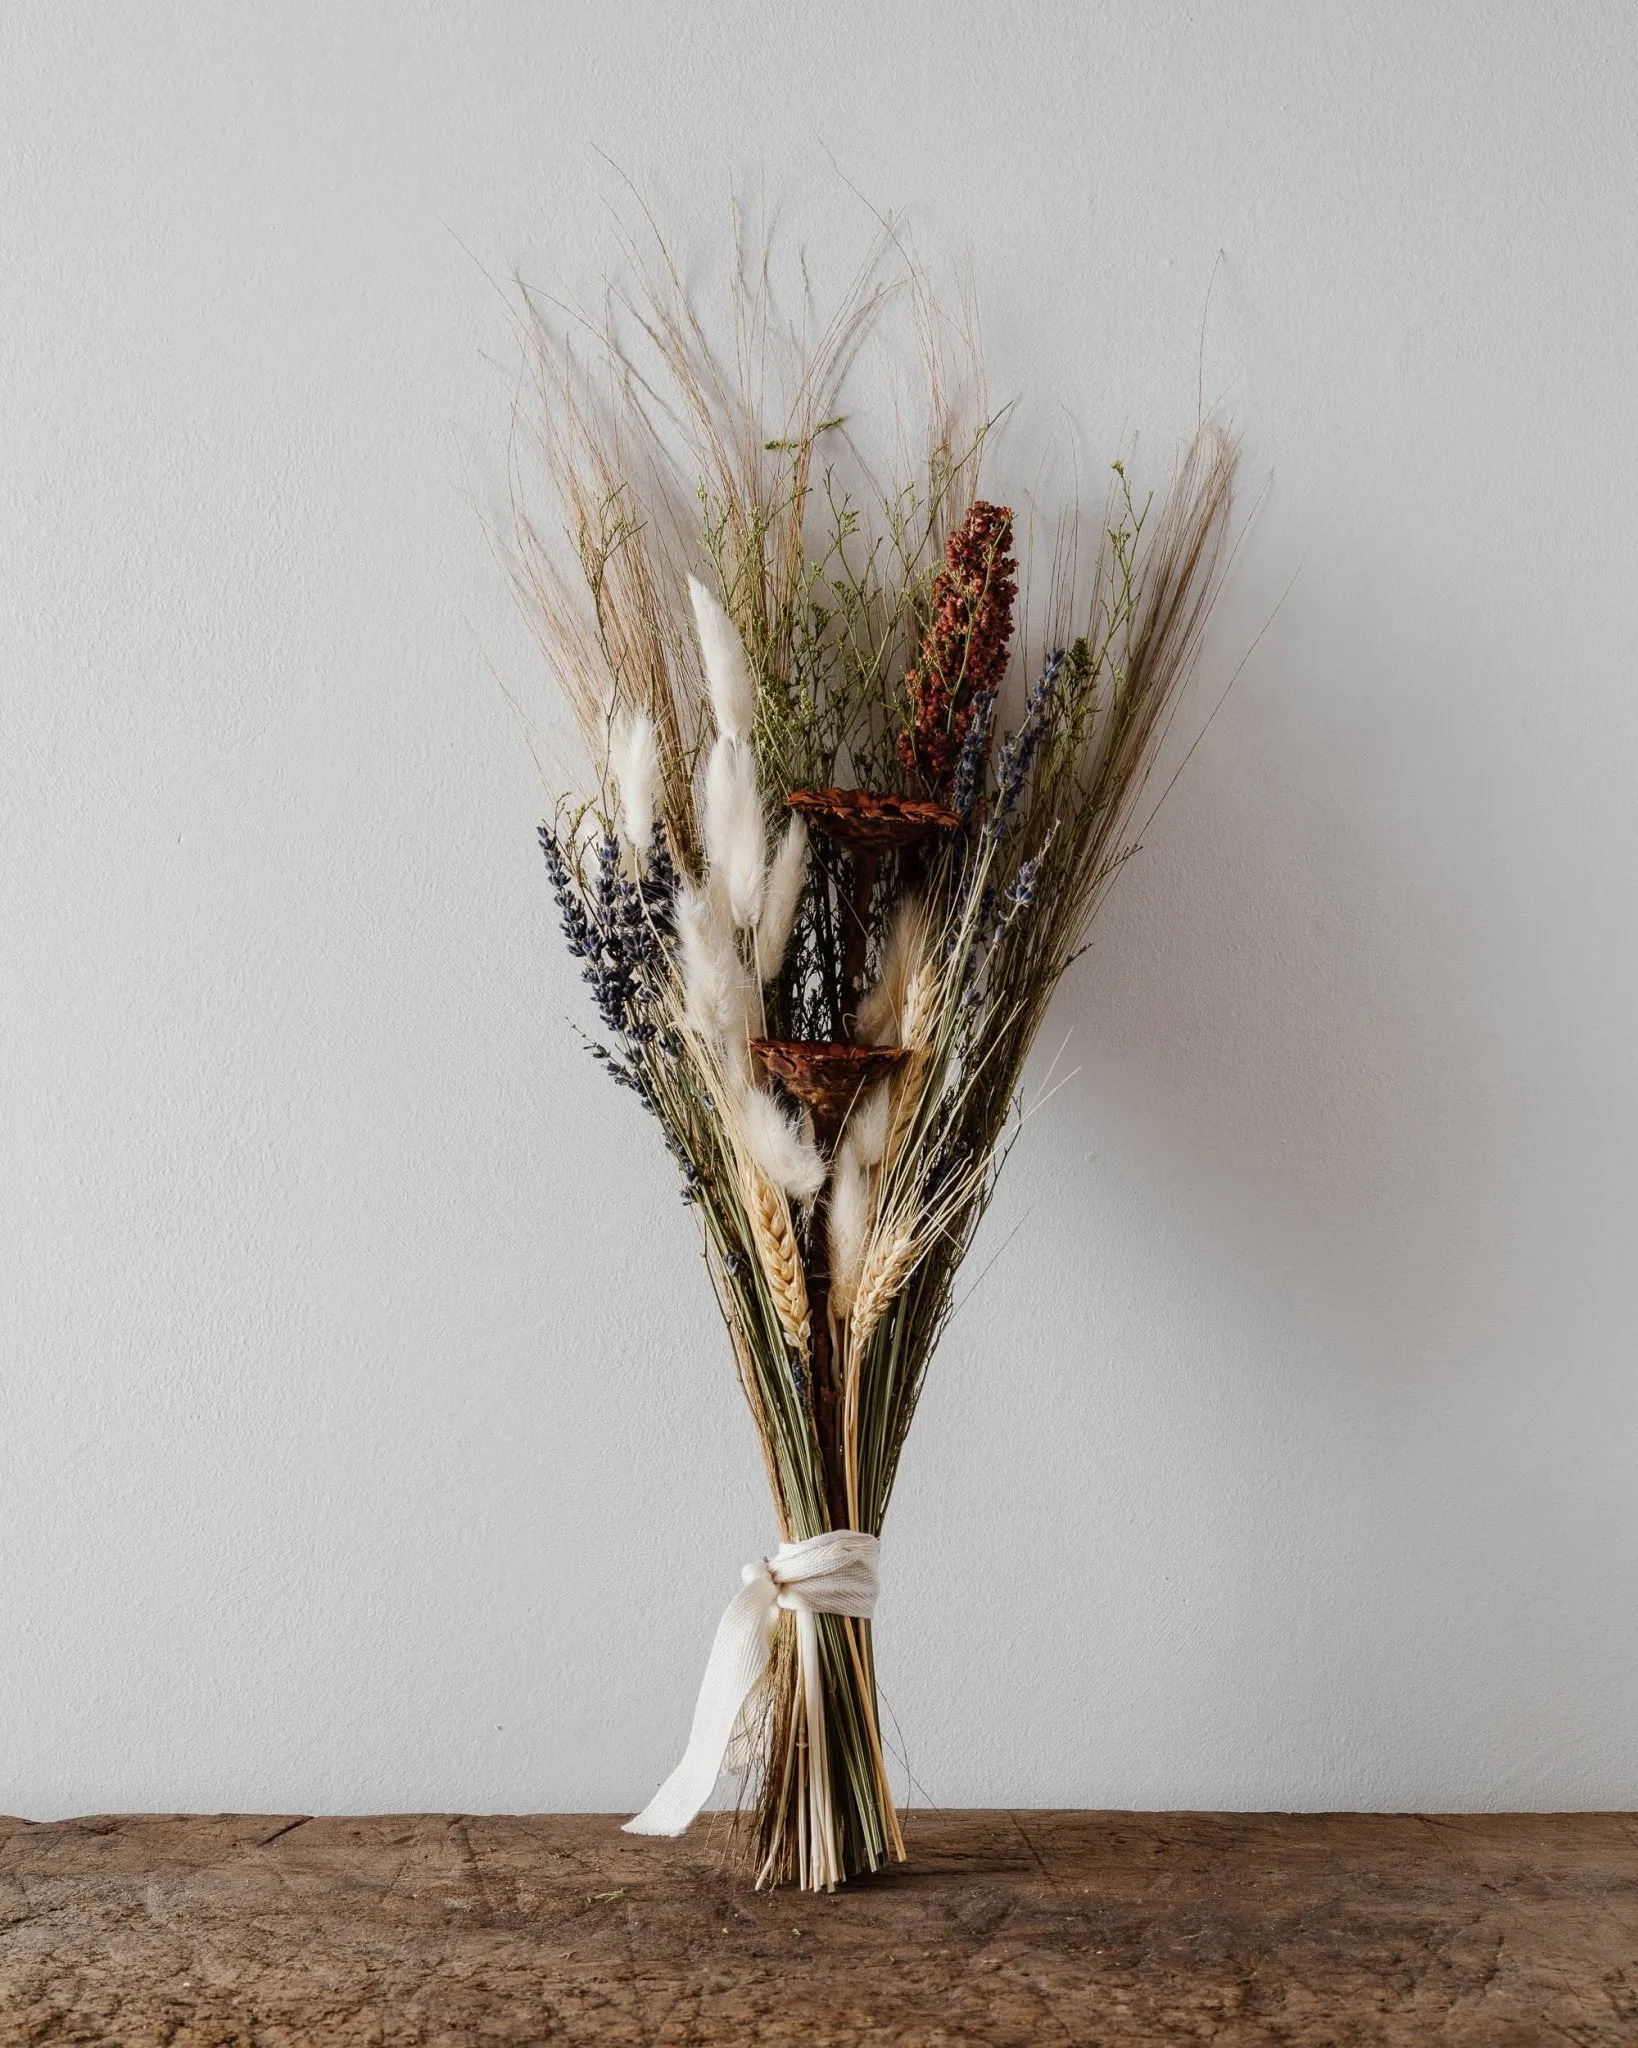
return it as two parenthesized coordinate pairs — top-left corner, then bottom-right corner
(0, 1810), (1631, 2044)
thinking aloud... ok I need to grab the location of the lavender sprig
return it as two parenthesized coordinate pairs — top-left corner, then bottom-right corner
(989, 649), (1064, 826)
(640, 820), (680, 933)
(539, 821), (672, 1060)
(951, 686), (998, 823)
(538, 824), (597, 962)
(1003, 852), (1041, 915)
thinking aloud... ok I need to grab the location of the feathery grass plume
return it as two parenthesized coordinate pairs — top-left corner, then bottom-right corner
(508, 200), (1242, 1890)
(503, 311), (704, 873)
(843, 1081), (890, 1167)
(675, 882), (752, 1046)
(689, 573), (757, 743)
(702, 734), (767, 930)
(826, 1141), (874, 1321)
(743, 1086), (827, 1203)
(855, 898), (930, 1047)
(755, 814), (809, 978)
(611, 710), (660, 851)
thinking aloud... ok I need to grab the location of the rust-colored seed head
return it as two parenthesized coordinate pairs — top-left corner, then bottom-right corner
(899, 500), (1018, 791)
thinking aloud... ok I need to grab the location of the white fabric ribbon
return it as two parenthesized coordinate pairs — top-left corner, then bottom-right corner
(623, 1529), (880, 1838)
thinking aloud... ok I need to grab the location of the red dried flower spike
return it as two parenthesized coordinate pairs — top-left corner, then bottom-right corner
(899, 501), (1018, 791)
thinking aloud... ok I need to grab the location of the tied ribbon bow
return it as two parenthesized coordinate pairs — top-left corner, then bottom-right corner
(623, 1530), (881, 1838)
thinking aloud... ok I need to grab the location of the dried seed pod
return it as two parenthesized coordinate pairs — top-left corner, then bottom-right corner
(749, 1039), (908, 1148)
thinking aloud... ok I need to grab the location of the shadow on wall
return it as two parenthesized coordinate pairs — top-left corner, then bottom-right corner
(888, 558), (1619, 1806)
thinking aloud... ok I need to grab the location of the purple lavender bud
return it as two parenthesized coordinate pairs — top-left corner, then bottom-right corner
(1008, 854), (1041, 911)
(951, 686), (998, 823)
(991, 650), (1063, 820)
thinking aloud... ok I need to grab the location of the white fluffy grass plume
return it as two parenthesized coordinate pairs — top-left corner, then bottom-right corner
(703, 735), (766, 930)
(610, 710), (659, 850)
(856, 899), (930, 1047)
(688, 574), (757, 743)
(827, 1140), (874, 1319)
(743, 1086), (826, 1202)
(843, 1082), (890, 1167)
(756, 814), (809, 977)
(676, 883), (753, 1048)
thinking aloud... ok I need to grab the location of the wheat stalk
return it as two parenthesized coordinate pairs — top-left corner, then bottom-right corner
(899, 957), (940, 1053)
(880, 958), (942, 1176)
(744, 1162), (811, 1360)
(848, 1217), (922, 1354)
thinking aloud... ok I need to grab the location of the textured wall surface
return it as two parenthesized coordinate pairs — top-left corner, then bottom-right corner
(4, 1), (1635, 1817)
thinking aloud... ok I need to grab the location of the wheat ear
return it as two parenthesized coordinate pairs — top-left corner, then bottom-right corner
(848, 1219), (922, 1353)
(880, 959), (941, 1175)
(745, 1163), (811, 1360)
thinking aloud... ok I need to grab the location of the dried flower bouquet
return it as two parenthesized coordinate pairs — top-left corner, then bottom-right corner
(506, 229), (1237, 1889)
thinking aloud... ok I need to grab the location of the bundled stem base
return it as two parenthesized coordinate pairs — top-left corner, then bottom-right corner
(751, 1613), (904, 1890)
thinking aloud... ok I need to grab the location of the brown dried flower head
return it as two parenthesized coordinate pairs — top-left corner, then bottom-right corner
(898, 500), (1017, 790)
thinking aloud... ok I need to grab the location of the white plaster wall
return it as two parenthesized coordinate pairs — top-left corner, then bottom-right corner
(4, 1), (1636, 1818)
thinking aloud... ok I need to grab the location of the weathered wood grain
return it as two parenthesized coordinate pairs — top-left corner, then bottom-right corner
(0, 1810), (1631, 2044)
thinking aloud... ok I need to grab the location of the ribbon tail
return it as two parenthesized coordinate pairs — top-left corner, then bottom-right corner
(623, 1571), (778, 1837)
